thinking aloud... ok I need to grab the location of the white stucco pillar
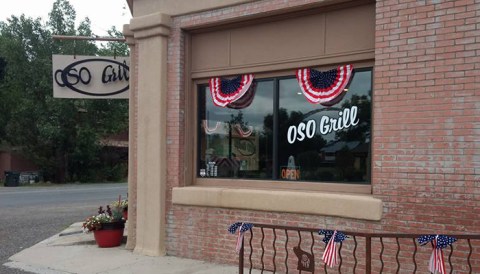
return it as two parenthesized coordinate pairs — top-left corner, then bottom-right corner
(123, 24), (137, 251)
(129, 13), (171, 256)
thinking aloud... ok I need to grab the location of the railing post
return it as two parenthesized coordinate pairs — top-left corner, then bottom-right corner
(366, 236), (371, 274)
(239, 238), (244, 274)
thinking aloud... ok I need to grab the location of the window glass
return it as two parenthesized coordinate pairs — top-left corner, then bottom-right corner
(198, 68), (372, 184)
(198, 80), (274, 179)
(278, 69), (372, 183)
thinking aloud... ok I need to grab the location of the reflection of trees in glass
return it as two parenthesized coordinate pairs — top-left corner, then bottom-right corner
(200, 73), (372, 182)
(227, 110), (249, 130)
(265, 108), (327, 179)
(206, 134), (227, 156)
(335, 148), (355, 181)
(278, 108), (327, 161)
(258, 124), (272, 178)
(263, 98), (371, 181)
(332, 94), (371, 182)
(223, 110), (249, 157)
(335, 95), (371, 142)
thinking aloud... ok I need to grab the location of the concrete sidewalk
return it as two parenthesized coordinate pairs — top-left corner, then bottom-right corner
(4, 223), (244, 274)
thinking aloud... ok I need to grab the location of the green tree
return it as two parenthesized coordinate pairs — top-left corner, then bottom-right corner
(0, 0), (129, 183)
(335, 95), (371, 142)
(98, 26), (129, 57)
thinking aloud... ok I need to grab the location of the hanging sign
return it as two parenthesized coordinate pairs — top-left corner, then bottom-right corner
(52, 55), (129, 99)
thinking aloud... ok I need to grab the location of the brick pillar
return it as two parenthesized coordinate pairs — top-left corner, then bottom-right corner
(129, 12), (171, 256)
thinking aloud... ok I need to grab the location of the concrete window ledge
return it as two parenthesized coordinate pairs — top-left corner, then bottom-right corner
(172, 186), (382, 221)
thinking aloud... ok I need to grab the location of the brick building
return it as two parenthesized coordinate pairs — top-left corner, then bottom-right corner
(124, 0), (479, 272)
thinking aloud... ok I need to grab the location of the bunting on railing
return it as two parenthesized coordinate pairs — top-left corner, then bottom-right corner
(296, 65), (353, 106)
(318, 229), (347, 268)
(209, 74), (254, 107)
(228, 222), (253, 253)
(418, 235), (457, 274)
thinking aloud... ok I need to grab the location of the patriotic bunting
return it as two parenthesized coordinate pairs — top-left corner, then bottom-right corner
(209, 74), (254, 107)
(418, 235), (457, 274)
(296, 65), (354, 106)
(202, 121), (253, 138)
(203, 120), (221, 135)
(228, 222), (253, 253)
(227, 82), (256, 109)
(234, 124), (253, 138)
(318, 229), (348, 268)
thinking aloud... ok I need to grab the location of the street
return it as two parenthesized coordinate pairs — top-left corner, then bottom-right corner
(0, 183), (128, 274)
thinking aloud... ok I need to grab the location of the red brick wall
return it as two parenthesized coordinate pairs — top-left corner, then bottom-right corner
(374, 0), (480, 233)
(0, 151), (39, 180)
(0, 152), (11, 180)
(163, 0), (480, 271)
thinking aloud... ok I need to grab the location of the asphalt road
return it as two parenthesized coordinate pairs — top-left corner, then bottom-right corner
(0, 183), (128, 274)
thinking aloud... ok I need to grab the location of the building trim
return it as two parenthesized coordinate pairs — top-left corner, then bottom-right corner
(130, 12), (172, 39)
(172, 186), (383, 221)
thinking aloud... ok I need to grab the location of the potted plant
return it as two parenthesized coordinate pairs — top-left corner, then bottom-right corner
(111, 198), (128, 220)
(82, 205), (125, 248)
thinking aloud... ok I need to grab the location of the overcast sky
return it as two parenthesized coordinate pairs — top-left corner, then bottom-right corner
(0, 0), (131, 36)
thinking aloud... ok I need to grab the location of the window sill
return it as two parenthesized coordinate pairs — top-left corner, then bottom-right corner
(172, 186), (382, 221)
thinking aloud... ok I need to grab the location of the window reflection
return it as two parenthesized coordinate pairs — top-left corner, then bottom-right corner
(198, 80), (274, 179)
(198, 68), (372, 184)
(278, 69), (372, 183)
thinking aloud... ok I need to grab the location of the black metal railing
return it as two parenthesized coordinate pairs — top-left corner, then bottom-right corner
(237, 223), (480, 274)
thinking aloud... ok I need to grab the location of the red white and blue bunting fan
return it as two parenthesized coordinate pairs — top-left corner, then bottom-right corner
(227, 82), (256, 109)
(296, 65), (354, 106)
(209, 74), (254, 107)
(234, 124), (253, 138)
(203, 120), (221, 135)
(318, 229), (347, 268)
(418, 235), (457, 274)
(228, 222), (253, 253)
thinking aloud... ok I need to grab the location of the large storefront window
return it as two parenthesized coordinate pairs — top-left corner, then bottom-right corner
(198, 68), (372, 183)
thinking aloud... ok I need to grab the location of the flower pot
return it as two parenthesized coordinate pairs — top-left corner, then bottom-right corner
(93, 221), (125, 248)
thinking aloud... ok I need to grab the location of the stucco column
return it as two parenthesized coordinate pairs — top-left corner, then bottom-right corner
(123, 24), (137, 251)
(129, 13), (171, 256)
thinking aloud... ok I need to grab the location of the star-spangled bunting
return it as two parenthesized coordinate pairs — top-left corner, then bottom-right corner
(318, 229), (348, 244)
(209, 74), (254, 107)
(318, 229), (347, 267)
(228, 222), (253, 253)
(418, 235), (457, 274)
(296, 65), (353, 106)
(227, 82), (256, 109)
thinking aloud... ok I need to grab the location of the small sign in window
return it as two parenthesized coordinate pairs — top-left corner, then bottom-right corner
(280, 166), (301, 181)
